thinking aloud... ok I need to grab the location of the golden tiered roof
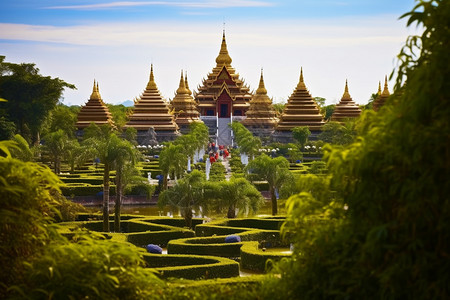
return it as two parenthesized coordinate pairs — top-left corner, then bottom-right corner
(76, 80), (114, 129)
(373, 76), (390, 111)
(124, 65), (179, 132)
(194, 31), (252, 116)
(242, 69), (278, 128)
(171, 70), (202, 128)
(276, 68), (325, 131)
(331, 80), (362, 122)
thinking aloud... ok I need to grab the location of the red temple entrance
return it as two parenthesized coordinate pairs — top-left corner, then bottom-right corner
(217, 92), (232, 118)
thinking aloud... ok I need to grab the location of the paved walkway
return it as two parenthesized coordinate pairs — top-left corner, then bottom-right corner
(221, 156), (232, 181)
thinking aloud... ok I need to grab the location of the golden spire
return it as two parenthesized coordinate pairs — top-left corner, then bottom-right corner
(342, 79), (351, 99)
(90, 79), (101, 100)
(296, 67), (306, 89)
(378, 81), (382, 95)
(185, 71), (192, 95)
(256, 68), (267, 95)
(147, 64), (157, 90)
(215, 30), (232, 66)
(382, 75), (390, 96)
(176, 70), (188, 95)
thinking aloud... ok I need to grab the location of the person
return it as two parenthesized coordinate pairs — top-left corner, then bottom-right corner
(209, 155), (216, 163)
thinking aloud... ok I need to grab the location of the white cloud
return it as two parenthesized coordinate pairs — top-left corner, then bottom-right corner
(45, 0), (273, 10)
(0, 15), (414, 107)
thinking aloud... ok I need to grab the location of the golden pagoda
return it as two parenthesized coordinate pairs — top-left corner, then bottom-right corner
(331, 80), (362, 122)
(124, 65), (179, 143)
(275, 68), (325, 141)
(373, 76), (390, 111)
(194, 31), (252, 118)
(242, 69), (278, 138)
(171, 70), (202, 133)
(76, 80), (114, 130)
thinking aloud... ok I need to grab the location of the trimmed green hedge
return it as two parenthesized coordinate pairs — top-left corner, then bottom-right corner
(168, 236), (245, 258)
(240, 241), (292, 272)
(61, 184), (115, 196)
(127, 230), (195, 248)
(142, 217), (204, 229)
(143, 253), (240, 279)
(195, 218), (284, 236)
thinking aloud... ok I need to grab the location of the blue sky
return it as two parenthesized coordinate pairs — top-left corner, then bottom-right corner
(0, 0), (418, 106)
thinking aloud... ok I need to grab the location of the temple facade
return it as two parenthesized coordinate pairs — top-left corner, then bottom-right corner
(124, 65), (179, 143)
(331, 80), (362, 123)
(170, 71), (202, 134)
(373, 76), (390, 111)
(76, 80), (114, 133)
(241, 69), (278, 140)
(274, 69), (325, 142)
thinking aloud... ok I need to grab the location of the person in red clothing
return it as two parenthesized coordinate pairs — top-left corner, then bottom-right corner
(215, 152), (219, 160)
(224, 148), (229, 158)
(210, 155), (216, 163)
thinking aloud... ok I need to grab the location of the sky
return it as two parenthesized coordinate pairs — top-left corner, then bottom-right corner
(0, 0), (419, 106)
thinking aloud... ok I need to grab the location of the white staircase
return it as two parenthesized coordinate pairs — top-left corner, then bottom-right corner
(217, 117), (232, 146)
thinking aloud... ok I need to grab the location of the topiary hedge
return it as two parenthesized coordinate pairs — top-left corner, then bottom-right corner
(167, 236), (245, 258)
(142, 253), (240, 279)
(240, 241), (292, 272)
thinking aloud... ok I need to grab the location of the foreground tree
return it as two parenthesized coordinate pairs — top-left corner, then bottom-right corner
(264, 1), (450, 298)
(245, 153), (293, 215)
(0, 56), (75, 145)
(159, 142), (187, 190)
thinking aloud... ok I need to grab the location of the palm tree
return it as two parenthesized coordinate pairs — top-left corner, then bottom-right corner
(83, 125), (134, 232)
(205, 177), (264, 218)
(230, 122), (261, 160)
(158, 142), (187, 190)
(112, 138), (139, 232)
(245, 153), (293, 215)
(43, 129), (70, 174)
(158, 170), (205, 228)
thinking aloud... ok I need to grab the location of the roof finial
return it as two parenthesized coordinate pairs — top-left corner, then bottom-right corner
(90, 79), (101, 100)
(185, 70), (192, 95)
(382, 75), (390, 96)
(378, 81), (382, 95)
(297, 67), (306, 89)
(216, 30), (232, 66)
(146, 64), (158, 90)
(342, 79), (351, 99)
(176, 70), (187, 94)
(256, 68), (267, 95)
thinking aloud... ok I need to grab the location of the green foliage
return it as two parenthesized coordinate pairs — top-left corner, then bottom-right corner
(245, 153), (293, 215)
(107, 103), (133, 129)
(12, 231), (164, 300)
(42, 129), (71, 173)
(265, 1), (450, 298)
(0, 116), (16, 140)
(320, 104), (335, 121)
(272, 102), (285, 118)
(209, 162), (226, 182)
(317, 120), (356, 145)
(291, 126), (310, 148)
(0, 140), (62, 297)
(41, 104), (79, 138)
(9, 134), (34, 161)
(159, 142), (188, 190)
(230, 122), (261, 159)
(158, 170), (206, 228)
(204, 177), (264, 218)
(0, 56), (75, 144)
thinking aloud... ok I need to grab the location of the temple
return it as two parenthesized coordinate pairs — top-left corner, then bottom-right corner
(170, 70), (202, 133)
(274, 68), (325, 142)
(76, 80), (114, 133)
(373, 76), (390, 111)
(124, 65), (179, 143)
(331, 80), (362, 122)
(242, 69), (278, 140)
(194, 31), (253, 145)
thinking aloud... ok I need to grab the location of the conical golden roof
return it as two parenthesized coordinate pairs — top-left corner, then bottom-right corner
(242, 69), (278, 129)
(276, 68), (325, 131)
(171, 70), (202, 130)
(215, 30), (232, 66)
(76, 80), (114, 129)
(125, 65), (179, 132)
(195, 31), (252, 116)
(331, 80), (362, 122)
(373, 76), (390, 111)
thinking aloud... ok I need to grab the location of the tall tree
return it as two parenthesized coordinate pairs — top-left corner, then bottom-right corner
(158, 142), (188, 190)
(230, 122), (261, 159)
(42, 129), (70, 174)
(0, 56), (75, 145)
(291, 126), (311, 149)
(245, 153), (293, 215)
